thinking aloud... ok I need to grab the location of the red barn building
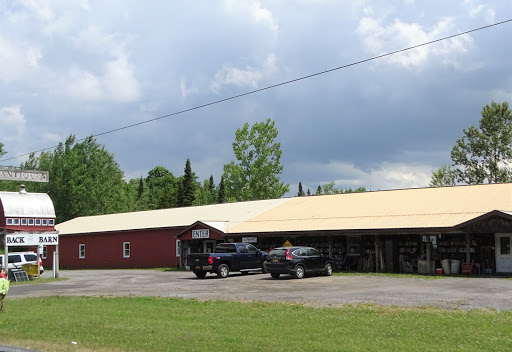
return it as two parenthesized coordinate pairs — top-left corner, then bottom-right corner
(0, 185), (57, 267)
(55, 184), (512, 274)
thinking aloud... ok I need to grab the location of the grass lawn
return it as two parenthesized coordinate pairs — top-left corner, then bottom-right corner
(0, 296), (511, 352)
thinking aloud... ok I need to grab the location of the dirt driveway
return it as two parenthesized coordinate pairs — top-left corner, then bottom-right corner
(9, 270), (512, 311)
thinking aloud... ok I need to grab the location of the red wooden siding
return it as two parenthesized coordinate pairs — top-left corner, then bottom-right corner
(57, 228), (180, 269)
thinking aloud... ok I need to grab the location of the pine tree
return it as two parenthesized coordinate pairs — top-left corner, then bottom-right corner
(178, 158), (196, 207)
(298, 182), (305, 196)
(307, 189), (311, 196)
(217, 175), (226, 203)
(316, 185), (322, 195)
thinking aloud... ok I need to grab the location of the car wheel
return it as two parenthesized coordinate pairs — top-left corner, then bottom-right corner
(262, 262), (268, 273)
(194, 271), (207, 279)
(270, 273), (280, 279)
(217, 264), (230, 278)
(324, 263), (333, 276)
(293, 265), (305, 279)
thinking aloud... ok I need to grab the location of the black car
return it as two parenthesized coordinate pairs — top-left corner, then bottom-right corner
(264, 246), (334, 279)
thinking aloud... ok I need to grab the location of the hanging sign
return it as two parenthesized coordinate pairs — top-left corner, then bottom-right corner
(5, 233), (59, 246)
(0, 168), (49, 182)
(242, 237), (257, 243)
(192, 229), (210, 239)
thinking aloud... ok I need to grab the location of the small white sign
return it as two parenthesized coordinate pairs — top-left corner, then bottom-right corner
(0, 169), (49, 182)
(192, 229), (210, 239)
(242, 237), (257, 243)
(5, 233), (59, 246)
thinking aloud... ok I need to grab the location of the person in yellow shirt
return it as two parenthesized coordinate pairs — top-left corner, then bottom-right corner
(0, 270), (9, 313)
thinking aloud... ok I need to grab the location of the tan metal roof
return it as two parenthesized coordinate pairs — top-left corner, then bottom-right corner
(229, 184), (512, 233)
(56, 198), (291, 235)
(56, 183), (512, 236)
(0, 191), (56, 218)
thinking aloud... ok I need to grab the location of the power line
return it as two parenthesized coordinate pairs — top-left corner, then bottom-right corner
(1, 18), (511, 164)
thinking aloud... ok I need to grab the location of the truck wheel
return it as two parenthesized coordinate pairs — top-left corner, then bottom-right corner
(270, 273), (280, 279)
(293, 265), (305, 279)
(194, 271), (207, 279)
(324, 263), (333, 276)
(217, 264), (229, 278)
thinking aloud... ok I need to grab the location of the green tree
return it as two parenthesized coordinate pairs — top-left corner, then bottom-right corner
(307, 188), (311, 196)
(429, 165), (456, 187)
(217, 175), (226, 203)
(177, 158), (196, 207)
(0, 142), (5, 158)
(316, 185), (322, 195)
(145, 166), (177, 209)
(298, 182), (305, 196)
(21, 135), (134, 223)
(223, 118), (289, 201)
(449, 101), (512, 184)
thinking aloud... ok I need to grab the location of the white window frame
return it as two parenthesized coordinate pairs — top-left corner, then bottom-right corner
(13, 218), (20, 225)
(6, 218), (13, 225)
(123, 242), (130, 258)
(42, 246), (47, 259)
(79, 244), (86, 259)
(35, 219), (41, 226)
(21, 218), (28, 225)
(28, 218), (34, 226)
(48, 219), (55, 226)
(42, 219), (48, 226)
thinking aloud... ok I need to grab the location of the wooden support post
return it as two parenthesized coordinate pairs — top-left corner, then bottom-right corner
(465, 234), (471, 263)
(374, 235), (379, 273)
(426, 235), (432, 275)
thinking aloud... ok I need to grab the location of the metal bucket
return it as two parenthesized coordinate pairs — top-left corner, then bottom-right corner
(441, 259), (451, 274)
(451, 259), (461, 274)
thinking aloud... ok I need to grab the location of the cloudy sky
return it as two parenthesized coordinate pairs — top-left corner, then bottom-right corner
(1, 1), (511, 196)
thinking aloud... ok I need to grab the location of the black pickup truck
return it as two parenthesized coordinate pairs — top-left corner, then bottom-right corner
(187, 243), (267, 278)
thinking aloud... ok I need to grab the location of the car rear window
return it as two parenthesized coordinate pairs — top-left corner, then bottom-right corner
(8, 255), (22, 263)
(268, 249), (287, 258)
(24, 254), (37, 261)
(215, 244), (237, 253)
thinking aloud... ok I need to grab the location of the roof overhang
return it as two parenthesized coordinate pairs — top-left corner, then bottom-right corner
(454, 210), (512, 230)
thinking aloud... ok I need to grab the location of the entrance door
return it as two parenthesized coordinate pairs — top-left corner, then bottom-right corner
(496, 234), (512, 273)
(204, 240), (216, 253)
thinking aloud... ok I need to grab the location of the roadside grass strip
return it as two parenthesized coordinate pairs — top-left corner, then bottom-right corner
(0, 297), (511, 352)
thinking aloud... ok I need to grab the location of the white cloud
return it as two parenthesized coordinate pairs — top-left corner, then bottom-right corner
(0, 106), (26, 138)
(210, 53), (278, 93)
(180, 78), (199, 100)
(223, 0), (279, 32)
(0, 35), (42, 83)
(356, 15), (474, 70)
(298, 160), (432, 192)
(64, 54), (140, 103)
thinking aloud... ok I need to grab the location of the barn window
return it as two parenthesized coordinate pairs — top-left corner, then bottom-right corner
(28, 219), (34, 226)
(21, 218), (27, 225)
(6, 218), (13, 225)
(48, 219), (55, 226)
(79, 244), (86, 259)
(123, 242), (131, 258)
(35, 219), (41, 226)
(42, 219), (48, 226)
(13, 218), (20, 225)
(42, 246), (47, 259)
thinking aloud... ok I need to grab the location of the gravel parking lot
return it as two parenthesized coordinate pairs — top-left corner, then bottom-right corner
(9, 270), (512, 311)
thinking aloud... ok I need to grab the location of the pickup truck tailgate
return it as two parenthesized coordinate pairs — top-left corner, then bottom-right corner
(187, 254), (211, 267)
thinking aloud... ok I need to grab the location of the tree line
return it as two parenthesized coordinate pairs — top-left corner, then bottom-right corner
(430, 101), (512, 186)
(0, 118), (289, 223)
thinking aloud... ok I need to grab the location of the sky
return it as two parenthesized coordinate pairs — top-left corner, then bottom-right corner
(1, 0), (512, 196)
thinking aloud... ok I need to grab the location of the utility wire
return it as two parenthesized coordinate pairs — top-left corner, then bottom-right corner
(1, 18), (511, 164)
